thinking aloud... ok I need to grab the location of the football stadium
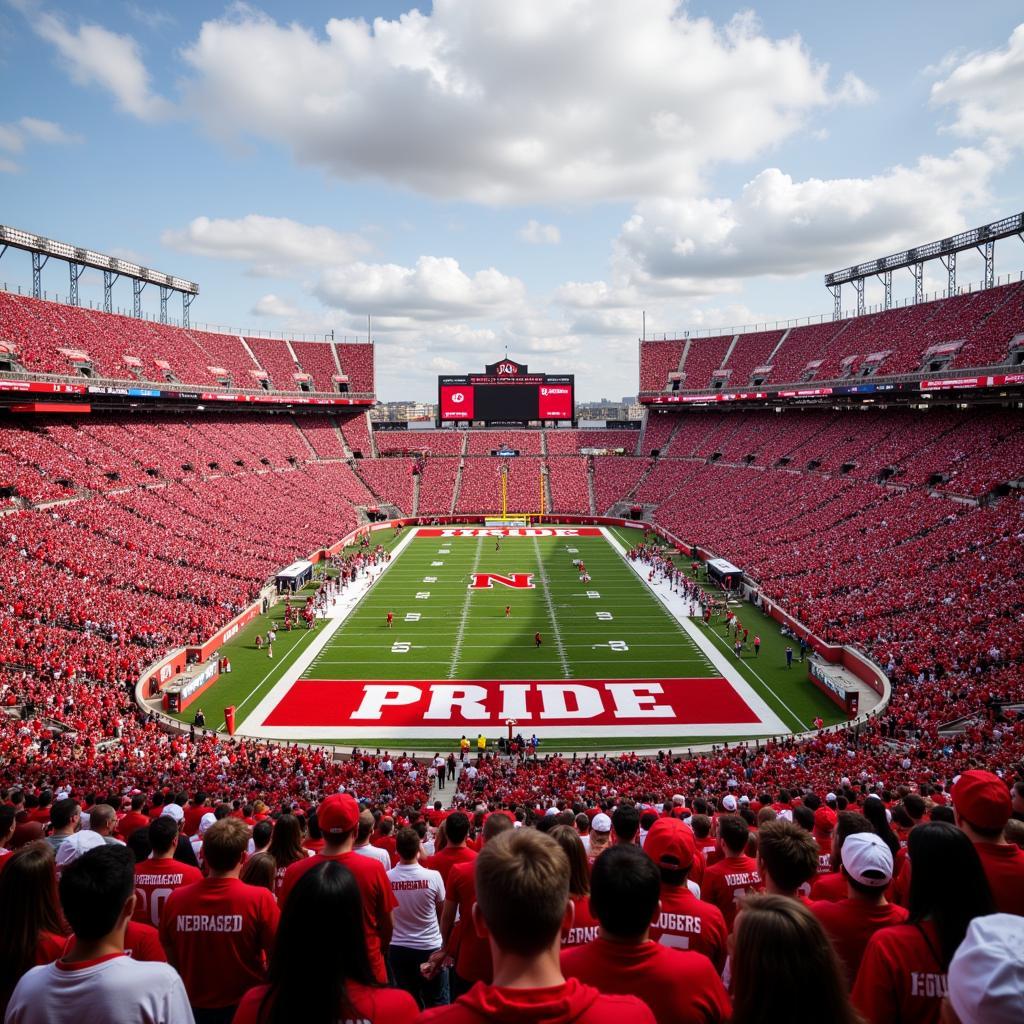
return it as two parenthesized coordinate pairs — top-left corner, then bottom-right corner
(1, 3), (1022, 1023)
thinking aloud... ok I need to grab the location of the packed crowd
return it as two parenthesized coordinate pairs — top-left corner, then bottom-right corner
(0, 766), (1020, 1023)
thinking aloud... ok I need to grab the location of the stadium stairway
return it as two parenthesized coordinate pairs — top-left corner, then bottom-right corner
(587, 459), (597, 515)
(412, 469), (421, 517)
(450, 457), (465, 514)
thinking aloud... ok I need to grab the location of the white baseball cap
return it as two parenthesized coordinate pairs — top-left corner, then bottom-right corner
(841, 832), (893, 886)
(948, 914), (1024, 1024)
(160, 804), (185, 824)
(591, 813), (612, 833)
(722, 795), (738, 812)
(198, 812), (217, 835)
(55, 830), (106, 869)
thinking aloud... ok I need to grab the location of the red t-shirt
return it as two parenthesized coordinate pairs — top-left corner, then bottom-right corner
(650, 884), (728, 972)
(134, 857), (204, 927)
(183, 804), (214, 837)
(160, 876), (279, 1009)
(811, 899), (909, 986)
(700, 854), (763, 932)
(851, 920), (947, 1024)
(117, 811), (151, 841)
(810, 871), (847, 902)
(233, 980), (417, 1024)
(447, 860), (491, 984)
(561, 937), (731, 1023)
(279, 851), (397, 983)
(424, 845), (477, 885)
(416, 978), (655, 1023)
(973, 841), (1024, 916)
(562, 894), (600, 949)
(61, 922), (166, 963)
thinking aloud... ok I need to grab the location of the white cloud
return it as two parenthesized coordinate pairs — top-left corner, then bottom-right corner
(0, 115), (81, 172)
(615, 148), (998, 287)
(31, 10), (172, 121)
(180, 1), (868, 203)
(518, 219), (560, 245)
(314, 255), (526, 320)
(931, 23), (1024, 148)
(17, 117), (81, 145)
(252, 294), (301, 318)
(162, 215), (371, 276)
(0, 157), (18, 174)
(832, 72), (877, 106)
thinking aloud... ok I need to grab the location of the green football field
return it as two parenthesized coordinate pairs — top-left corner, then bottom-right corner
(168, 526), (842, 751)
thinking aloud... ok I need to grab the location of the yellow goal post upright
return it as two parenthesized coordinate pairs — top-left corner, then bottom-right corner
(489, 461), (546, 525)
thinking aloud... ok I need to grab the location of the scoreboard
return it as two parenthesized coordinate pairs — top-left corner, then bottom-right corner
(438, 358), (574, 424)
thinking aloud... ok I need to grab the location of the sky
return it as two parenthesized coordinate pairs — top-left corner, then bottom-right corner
(2, 1), (1023, 402)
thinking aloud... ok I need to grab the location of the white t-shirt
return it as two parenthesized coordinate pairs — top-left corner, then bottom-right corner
(387, 861), (445, 950)
(354, 843), (392, 871)
(6, 954), (193, 1024)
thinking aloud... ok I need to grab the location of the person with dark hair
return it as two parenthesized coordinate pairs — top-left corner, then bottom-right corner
(240, 852), (278, 893)
(250, 820), (273, 855)
(701, 814), (762, 931)
(550, 824), (600, 949)
(387, 827), (447, 1008)
(642, 818), (727, 970)
(233, 860), (417, 1024)
(265, 813), (310, 897)
(419, 829), (655, 1023)
(427, 811), (514, 998)
(852, 821), (995, 1024)
(279, 794), (396, 984)
(561, 844), (729, 1023)
(424, 810), (475, 883)
(0, 803), (17, 872)
(0, 843), (66, 1016)
(133, 815), (203, 927)
(44, 799), (81, 854)
(811, 832), (908, 986)
(5, 845), (191, 1024)
(116, 794), (150, 842)
(730, 894), (860, 1024)
(161, 817), (280, 1022)
(611, 803), (640, 845)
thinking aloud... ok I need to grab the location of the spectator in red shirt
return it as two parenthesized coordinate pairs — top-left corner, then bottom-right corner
(811, 832), (909, 986)
(424, 811), (476, 884)
(951, 770), (1024, 916)
(0, 804), (16, 872)
(643, 817), (727, 971)
(233, 859), (417, 1024)
(810, 811), (873, 902)
(701, 814), (762, 931)
(417, 828), (654, 1024)
(561, 844), (730, 1023)
(755, 818), (820, 903)
(133, 816), (203, 928)
(429, 811), (514, 998)
(0, 843), (66, 1016)
(731, 894), (859, 1024)
(116, 794), (150, 842)
(550, 825), (599, 950)
(851, 822), (994, 1024)
(161, 816), (279, 1023)
(278, 794), (396, 983)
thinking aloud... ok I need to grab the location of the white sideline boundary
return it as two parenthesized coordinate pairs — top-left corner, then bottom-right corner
(236, 526), (789, 742)
(599, 527), (788, 735)
(236, 527), (419, 733)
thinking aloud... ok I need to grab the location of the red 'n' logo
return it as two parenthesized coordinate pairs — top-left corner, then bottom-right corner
(469, 573), (535, 590)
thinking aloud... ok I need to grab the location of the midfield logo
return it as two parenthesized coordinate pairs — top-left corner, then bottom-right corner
(469, 572), (535, 590)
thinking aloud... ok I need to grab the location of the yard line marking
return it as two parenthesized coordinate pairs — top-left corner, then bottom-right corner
(533, 536), (572, 679)
(447, 537), (482, 679)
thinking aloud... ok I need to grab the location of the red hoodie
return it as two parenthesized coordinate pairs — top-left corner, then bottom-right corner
(415, 978), (655, 1023)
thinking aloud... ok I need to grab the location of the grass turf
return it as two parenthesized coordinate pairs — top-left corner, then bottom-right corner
(168, 525), (842, 750)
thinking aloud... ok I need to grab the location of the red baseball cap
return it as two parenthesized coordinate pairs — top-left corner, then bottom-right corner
(318, 794), (360, 835)
(952, 771), (1011, 831)
(813, 807), (837, 833)
(643, 818), (695, 870)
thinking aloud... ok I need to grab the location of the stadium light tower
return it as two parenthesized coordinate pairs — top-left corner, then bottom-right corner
(824, 212), (1024, 320)
(0, 224), (199, 325)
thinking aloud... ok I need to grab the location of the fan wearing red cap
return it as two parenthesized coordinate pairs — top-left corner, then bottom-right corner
(279, 794), (397, 983)
(812, 807), (838, 875)
(644, 819), (727, 971)
(948, 770), (1024, 916)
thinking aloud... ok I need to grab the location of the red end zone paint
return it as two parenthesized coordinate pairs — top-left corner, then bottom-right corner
(417, 527), (602, 537)
(262, 678), (761, 728)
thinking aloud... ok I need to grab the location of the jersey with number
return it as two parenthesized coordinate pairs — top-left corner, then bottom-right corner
(650, 884), (728, 971)
(133, 857), (204, 927)
(700, 854), (763, 932)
